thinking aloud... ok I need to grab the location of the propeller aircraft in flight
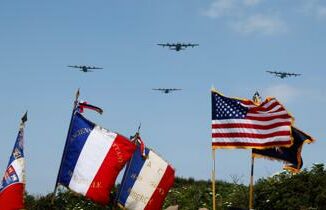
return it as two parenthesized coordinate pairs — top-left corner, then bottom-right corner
(67, 65), (103, 73)
(266, 71), (301, 79)
(157, 42), (199, 51)
(152, 88), (182, 94)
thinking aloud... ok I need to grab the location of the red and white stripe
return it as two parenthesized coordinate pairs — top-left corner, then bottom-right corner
(124, 150), (175, 210)
(212, 98), (293, 148)
(69, 127), (136, 204)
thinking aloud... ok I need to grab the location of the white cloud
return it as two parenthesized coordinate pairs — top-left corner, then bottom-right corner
(202, 0), (262, 18)
(202, 0), (287, 35)
(263, 84), (300, 103)
(317, 6), (326, 18)
(300, 0), (326, 19)
(202, 0), (239, 18)
(231, 14), (287, 35)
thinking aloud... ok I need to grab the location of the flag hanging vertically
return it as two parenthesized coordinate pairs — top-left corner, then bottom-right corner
(211, 90), (293, 149)
(117, 140), (175, 210)
(0, 112), (27, 210)
(57, 112), (136, 205)
(253, 126), (314, 173)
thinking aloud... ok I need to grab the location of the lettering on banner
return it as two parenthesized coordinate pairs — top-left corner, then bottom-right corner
(146, 160), (151, 168)
(129, 189), (150, 205)
(131, 173), (137, 180)
(157, 168), (164, 176)
(157, 187), (165, 195)
(91, 181), (103, 189)
(112, 143), (124, 163)
(72, 174), (88, 185)
(130, 173), (143, 182)
(70, 128), (92, 142)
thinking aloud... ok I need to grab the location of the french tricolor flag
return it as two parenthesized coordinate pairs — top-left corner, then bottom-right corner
(0, 114), (26, 210)
(57, 113), (136, 205)
(117, 144), (175, 210)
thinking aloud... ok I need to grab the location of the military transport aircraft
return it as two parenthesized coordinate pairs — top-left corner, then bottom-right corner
(157, 43), (199, 51)
(152, 88), (182, 94)
(266, 71), (301, 79)
(67, 65), (103, 72)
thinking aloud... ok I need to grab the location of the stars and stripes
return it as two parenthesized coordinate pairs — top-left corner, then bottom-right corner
(212, 90), (293, 149)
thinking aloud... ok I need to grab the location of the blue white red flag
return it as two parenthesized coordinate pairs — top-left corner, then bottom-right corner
(212, 90), (294, 149)
(57, 112), (136, 205)
(117, 143), (175, 210)
(0, 112), (27, 210)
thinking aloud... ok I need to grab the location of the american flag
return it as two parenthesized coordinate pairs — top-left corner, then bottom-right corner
(211, 90), (293, 149)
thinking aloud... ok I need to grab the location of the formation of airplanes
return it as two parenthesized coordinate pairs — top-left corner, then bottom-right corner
(157, 43), (199, 51)
(67, 45), (302, 95)
(67, 65), (103, 73)
(266, 71), (301, 79)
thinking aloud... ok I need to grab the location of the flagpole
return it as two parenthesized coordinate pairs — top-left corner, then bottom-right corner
(249, 152), (255, 210)
(249, 91), (261, 210)
(211, 148), (216, 210)
(52, 89), (80, 202)
(20, 111), (27, 208)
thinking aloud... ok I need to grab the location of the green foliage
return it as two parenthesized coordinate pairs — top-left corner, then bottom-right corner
(163, 177), (248, 210)
(25, 190), (114, 210)
(254, 164), (326, 210)
(23, 165), (326, 209)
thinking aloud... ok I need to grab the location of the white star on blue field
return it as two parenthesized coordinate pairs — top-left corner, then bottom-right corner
(0, 0), (325, 194)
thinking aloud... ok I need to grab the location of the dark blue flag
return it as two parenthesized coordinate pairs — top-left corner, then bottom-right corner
(252, 126), (314, 172)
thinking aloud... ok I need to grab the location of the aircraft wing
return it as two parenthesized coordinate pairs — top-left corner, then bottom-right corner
(266, 70), (282, 75)
(289, 73), (301, 76)
(182, 43), (199, 47)
(189, 44), (199, 47)
(88, 66), (103, 70)
(68, 65), (82, 69)
(157, 43), (171, 47)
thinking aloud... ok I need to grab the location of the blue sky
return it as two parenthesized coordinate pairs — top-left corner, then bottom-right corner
(0, 0), (325, 195)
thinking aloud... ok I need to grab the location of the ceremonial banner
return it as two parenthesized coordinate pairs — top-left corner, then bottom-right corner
(211, 90), (293, 149)
(57, 113), (136, 205)
(117, 144), (175, 210)
(253, 127), (314, 172)
(0, 113), (27, 210)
